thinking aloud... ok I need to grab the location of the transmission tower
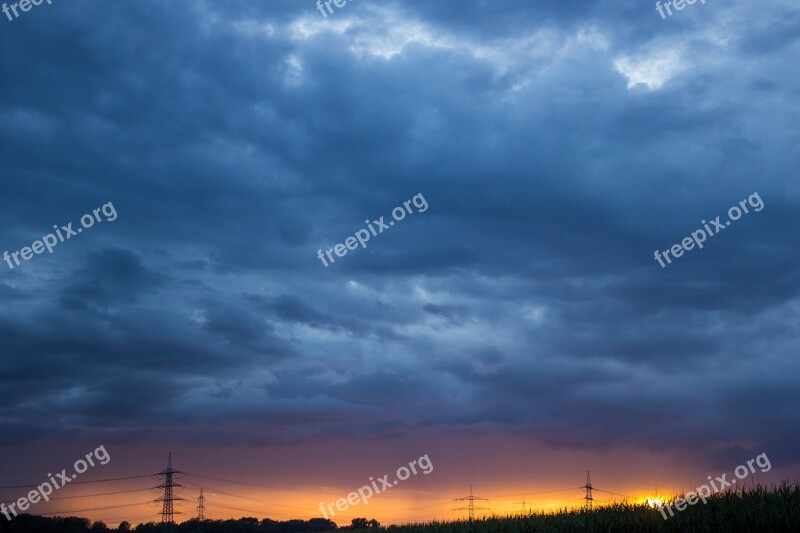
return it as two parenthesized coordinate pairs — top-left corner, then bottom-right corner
(452, 484), (489, 521)
(520, 494), (528, 515)
(152, 453), (188, 530)
(583, 471), (593, 511)
(197, 488), (205, 520)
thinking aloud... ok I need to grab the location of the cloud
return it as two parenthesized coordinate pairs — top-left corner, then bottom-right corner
(0, 0), (798, 473)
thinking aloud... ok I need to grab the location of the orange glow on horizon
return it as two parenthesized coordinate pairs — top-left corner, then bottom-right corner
(32, 486), (686, 528)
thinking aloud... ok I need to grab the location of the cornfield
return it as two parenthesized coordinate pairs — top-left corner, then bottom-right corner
(374, 484), (800, 533)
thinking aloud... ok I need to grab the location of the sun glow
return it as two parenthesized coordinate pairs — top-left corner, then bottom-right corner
(646, 497), (665, 508)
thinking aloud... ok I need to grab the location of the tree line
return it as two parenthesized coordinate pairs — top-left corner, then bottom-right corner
(0, 515), (382, 532)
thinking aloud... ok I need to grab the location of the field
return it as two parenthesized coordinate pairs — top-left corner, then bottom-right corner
(378, 485), (800, 533)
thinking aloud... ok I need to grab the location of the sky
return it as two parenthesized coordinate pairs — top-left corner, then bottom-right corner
(1, 0), (799, 527)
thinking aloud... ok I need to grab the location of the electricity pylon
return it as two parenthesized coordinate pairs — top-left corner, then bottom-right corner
(583, 471), (593, 511)
(197, 488), (205, 520)
(153, 453), (188, 531)
(453, 484), (489, 521)
(514, 494), (529, 515)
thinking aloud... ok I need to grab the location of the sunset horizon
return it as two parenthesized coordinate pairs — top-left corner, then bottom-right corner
(1, 436), (788, 526)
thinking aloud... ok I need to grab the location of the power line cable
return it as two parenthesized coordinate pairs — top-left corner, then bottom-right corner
(211, 502), (300, 520)
(484, 487), (582, 499)
(182, 472), (338, 496)
(0, 474), (155, 490)
(39, 502), (144, 516)
(48, 487), (154, 501)
(181, 479), (312, 512)
(592, 487), (631, 498)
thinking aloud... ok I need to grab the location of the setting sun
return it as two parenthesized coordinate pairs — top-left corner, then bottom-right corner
(646, 497), (665, 509)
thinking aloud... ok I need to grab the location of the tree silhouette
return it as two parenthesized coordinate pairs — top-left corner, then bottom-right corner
(350, 518), (380, 530)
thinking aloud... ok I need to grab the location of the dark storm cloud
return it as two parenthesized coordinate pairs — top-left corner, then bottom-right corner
(59, 248), (166, 311)
(0, 0), (798, 470)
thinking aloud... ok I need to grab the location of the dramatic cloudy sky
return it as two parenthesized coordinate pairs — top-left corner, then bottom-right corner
(1, 0), (798, 526)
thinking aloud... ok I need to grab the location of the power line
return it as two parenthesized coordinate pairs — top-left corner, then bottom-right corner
(2, 459), (637, 525)
(210, 502), (299, 520)
(182, 472), (338, 496)
(68, 475), (156, 486)
(181, 480), (312, 512)
(592, 487), (630, 498)
(40, 502), (143, 516)
(378, 499), (453, 511)
(485, 487), (581, 499)
(0, 474), (155, 490)
(98, 513), (163, 523)
(48, 487), (154, 501)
